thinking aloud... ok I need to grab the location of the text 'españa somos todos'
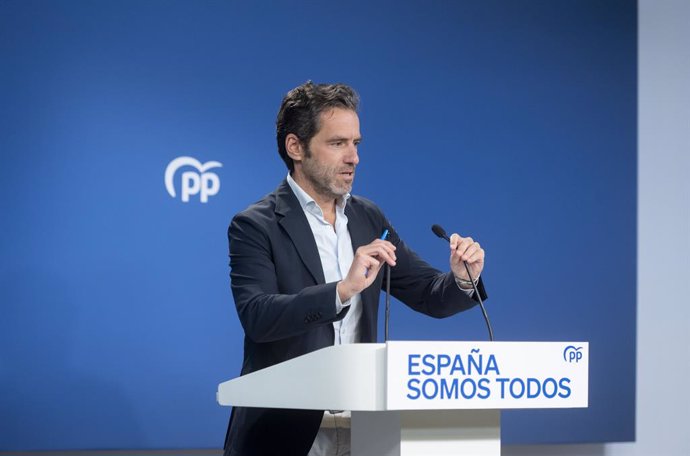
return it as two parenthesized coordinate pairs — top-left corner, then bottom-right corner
(405, 349), (572, 401)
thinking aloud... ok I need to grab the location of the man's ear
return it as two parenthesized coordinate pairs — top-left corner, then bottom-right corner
(285, 134), (304, 164)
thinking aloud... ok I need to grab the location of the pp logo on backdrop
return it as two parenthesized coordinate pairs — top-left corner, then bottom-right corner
(563, 345), (583, 363)
(164, 156), (222, 203)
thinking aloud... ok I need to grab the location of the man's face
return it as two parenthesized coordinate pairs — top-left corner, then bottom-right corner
(300, 108), (361, 200)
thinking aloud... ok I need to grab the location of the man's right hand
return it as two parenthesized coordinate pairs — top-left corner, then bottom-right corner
(337, 239), (397, 302)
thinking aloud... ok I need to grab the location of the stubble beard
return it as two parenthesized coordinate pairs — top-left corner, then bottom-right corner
(301, 151), (353, 201)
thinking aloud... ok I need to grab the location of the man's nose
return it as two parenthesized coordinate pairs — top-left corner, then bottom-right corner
(346, 143), (359, 165)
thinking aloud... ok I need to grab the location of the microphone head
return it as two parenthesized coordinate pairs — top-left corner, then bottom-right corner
(431, 224), (450, 241)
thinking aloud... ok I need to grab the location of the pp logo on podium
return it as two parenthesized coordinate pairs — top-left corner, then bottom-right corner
(165, 156), (222, 203)
(563, 345), (583, 363)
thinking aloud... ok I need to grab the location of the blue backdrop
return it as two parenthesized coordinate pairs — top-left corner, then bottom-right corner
(0, 0), (636, 450)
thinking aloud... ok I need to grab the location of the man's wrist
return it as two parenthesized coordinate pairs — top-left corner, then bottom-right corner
(337, 280), (356, 303)
(455, 275), (479, 290)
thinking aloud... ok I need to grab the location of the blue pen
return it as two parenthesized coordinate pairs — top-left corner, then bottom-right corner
(380, 228), (389, 241)
(365, 229), (390, 277)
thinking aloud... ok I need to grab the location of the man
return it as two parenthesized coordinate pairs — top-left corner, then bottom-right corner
(224, 81), (487, 456)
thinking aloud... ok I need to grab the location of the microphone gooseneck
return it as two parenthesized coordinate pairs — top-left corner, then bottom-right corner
(382, 228), (392, 342)
(384, 263), (391, 342)
(432, 224), (494, 341)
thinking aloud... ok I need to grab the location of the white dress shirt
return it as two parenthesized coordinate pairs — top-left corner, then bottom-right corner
(286, 173), (362, 345)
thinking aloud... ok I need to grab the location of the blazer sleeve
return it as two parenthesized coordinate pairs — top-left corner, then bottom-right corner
(228, 211), (346, 344)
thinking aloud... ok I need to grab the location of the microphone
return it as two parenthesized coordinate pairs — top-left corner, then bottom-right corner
(431, 224), (450, 242)
(384, 261), (391, 342)
(431, 224), (494, 341)
(381, 229), (392, 342)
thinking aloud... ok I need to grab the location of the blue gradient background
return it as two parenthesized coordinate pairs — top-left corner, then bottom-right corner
(0, 0), (636, 450)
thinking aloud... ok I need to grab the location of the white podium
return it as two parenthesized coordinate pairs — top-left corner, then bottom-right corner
(218, 341), (588, 456)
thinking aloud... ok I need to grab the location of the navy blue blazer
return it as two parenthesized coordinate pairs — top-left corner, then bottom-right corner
(223, 180), (487, 456)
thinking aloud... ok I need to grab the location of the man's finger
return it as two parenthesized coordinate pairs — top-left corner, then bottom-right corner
(452, 237), (477, 257)
(370, 240), (397, 261)
(360, 244), (397, 266)
(465, 248), (485, 264)
(372, 239), (396, 250)
(449, 233), (461, 248)
(460, 241), (480, 261)
(365, 257), (381, 271)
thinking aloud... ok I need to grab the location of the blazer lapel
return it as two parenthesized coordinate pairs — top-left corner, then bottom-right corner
(275, 180), (326, 285)
(344, 201), (373, 252)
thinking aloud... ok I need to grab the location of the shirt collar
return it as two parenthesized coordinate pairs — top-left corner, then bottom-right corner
(286, 173), (350, 214)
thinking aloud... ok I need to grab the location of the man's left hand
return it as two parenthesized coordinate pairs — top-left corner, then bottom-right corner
(449, 233), (485, 287)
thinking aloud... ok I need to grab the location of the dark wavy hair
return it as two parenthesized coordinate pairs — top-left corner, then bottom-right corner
(276, 81), (360, 172)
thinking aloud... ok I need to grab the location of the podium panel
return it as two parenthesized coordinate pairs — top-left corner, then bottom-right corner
(217, 341), (588, 456)
(386, 341), (588, 410)
(352, 410), (500, 456)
